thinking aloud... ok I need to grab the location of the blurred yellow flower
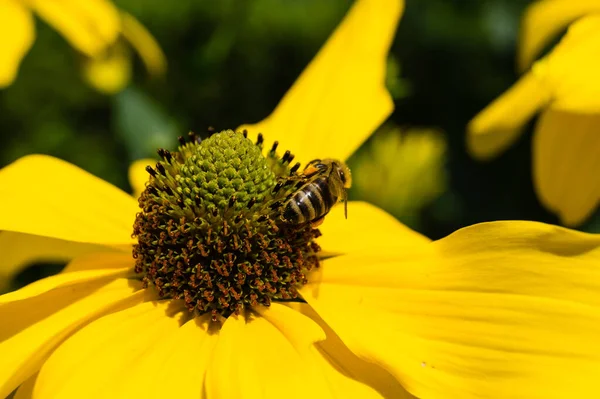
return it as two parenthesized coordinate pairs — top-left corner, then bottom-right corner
(468, 2), (600, 226)
(0, 0), (165, 93)
(2, 1), (600, 398)
(351, 125), (447, 224)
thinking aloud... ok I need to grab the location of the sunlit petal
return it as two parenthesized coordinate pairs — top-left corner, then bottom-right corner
(293, 302), (415, 398)
(114, 315), (217, 399)
(0, 279), (143, 398)
(533, 109), (600, 226)
(319, 201), (430, 257)
(0, 1), (35, 88)
(467, 73), (551, 160)
(0, 155), (138, 247)
(0, 232), (112, 290)
(519, 0), (600, 70)
(30, 0), (120, 56)
(0, 252), (133, 304)
(206, 305), (329, 398)
(34, 301), (184, 398)
(302, 221), (600, 399)
(240, 0), (403, 164)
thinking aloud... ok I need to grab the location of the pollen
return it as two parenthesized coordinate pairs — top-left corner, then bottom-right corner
(132, 130), (320, 320)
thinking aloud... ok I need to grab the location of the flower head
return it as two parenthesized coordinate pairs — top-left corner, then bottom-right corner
(133, 130), (322, 319)
(467, 1), (600, 226)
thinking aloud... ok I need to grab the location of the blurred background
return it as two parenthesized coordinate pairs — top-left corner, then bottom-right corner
(2, 0), (598, 290)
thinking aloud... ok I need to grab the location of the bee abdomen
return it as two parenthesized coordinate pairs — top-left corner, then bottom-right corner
(282, 176), (337, 224)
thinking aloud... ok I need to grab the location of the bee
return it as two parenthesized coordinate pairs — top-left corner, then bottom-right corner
(281, 158), (352, 227)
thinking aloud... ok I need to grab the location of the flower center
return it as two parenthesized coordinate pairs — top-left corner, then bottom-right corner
(133, 130), (321, 320)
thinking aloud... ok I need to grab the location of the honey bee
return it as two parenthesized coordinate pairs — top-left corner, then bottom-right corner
(281, 158), (352, 227)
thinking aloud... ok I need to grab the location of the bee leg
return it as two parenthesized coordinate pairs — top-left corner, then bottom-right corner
(310, 216), (325, 229)
(303, 165), (320, 178)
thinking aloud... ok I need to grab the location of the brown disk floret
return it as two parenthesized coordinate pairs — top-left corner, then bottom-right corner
(132, 130), (321, 320)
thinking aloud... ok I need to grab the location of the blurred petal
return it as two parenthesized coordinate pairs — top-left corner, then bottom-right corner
(34, 301), (185, 398)
(0, 232), (111, 290)
(0, 1), (34, 88)
(0, 155), (138, 247)
(302, 221), (600, 399)
(0, 278), (143, 398)
(533, 109), (600, 226)
(240, 0), (403, 164)
(534, 15), (600, 113)
(121, 12), (167, 76)
(82, 43), (132, 94)
(30, 0), (120, 56)
(519, 0), (600, 70)
(467, 73), (551, 160)
(319, 201), (430, 257)
(128, 158), (154, 198)
(351, 127), (447, 218)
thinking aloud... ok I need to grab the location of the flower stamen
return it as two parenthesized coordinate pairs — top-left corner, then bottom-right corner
(132, 130), (320, 321)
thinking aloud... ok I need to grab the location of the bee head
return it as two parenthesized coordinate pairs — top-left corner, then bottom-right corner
(329, 159), (352, 189)
(339, 163), (352, 189)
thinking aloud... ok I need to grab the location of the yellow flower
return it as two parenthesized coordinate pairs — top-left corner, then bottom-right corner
(2, 1), (600, 398)
(0, 0), (165, 93)
(467, 1), (600, 226)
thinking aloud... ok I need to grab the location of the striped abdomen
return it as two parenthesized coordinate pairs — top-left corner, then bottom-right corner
(282, 176), (338, 224)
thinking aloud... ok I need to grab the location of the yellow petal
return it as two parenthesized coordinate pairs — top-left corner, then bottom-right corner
(467, 72), (551, 160)
(239, 0), (404, 164)
(82, 43), (132, 94)
(0, 1), (34, 88)
(318, 201), (430, 257)
(62, 251), (134, 273)
(0, 155), (138, 247)
(206, 306), (329, 398)
(533, 109), (600, 226)
(30, 0), (120, 56)
(128, 158), (154, 198)
(301, 221), (600, 399)
(14, 372), (36, 399)
(114, 316), (217, 399)
(34, 300), (185, 398)
(0, 232), (111, 290)
(121, 12), (167, 76)
(519, 0), (600, 70)
(534, 15), (600, 113)
(0, 252), (133, 304)
(294, 302), (414, 398)
(0, 278), (143, 398)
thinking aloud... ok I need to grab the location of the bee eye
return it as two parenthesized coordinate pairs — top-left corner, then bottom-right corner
(338, 170), (346, 183)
